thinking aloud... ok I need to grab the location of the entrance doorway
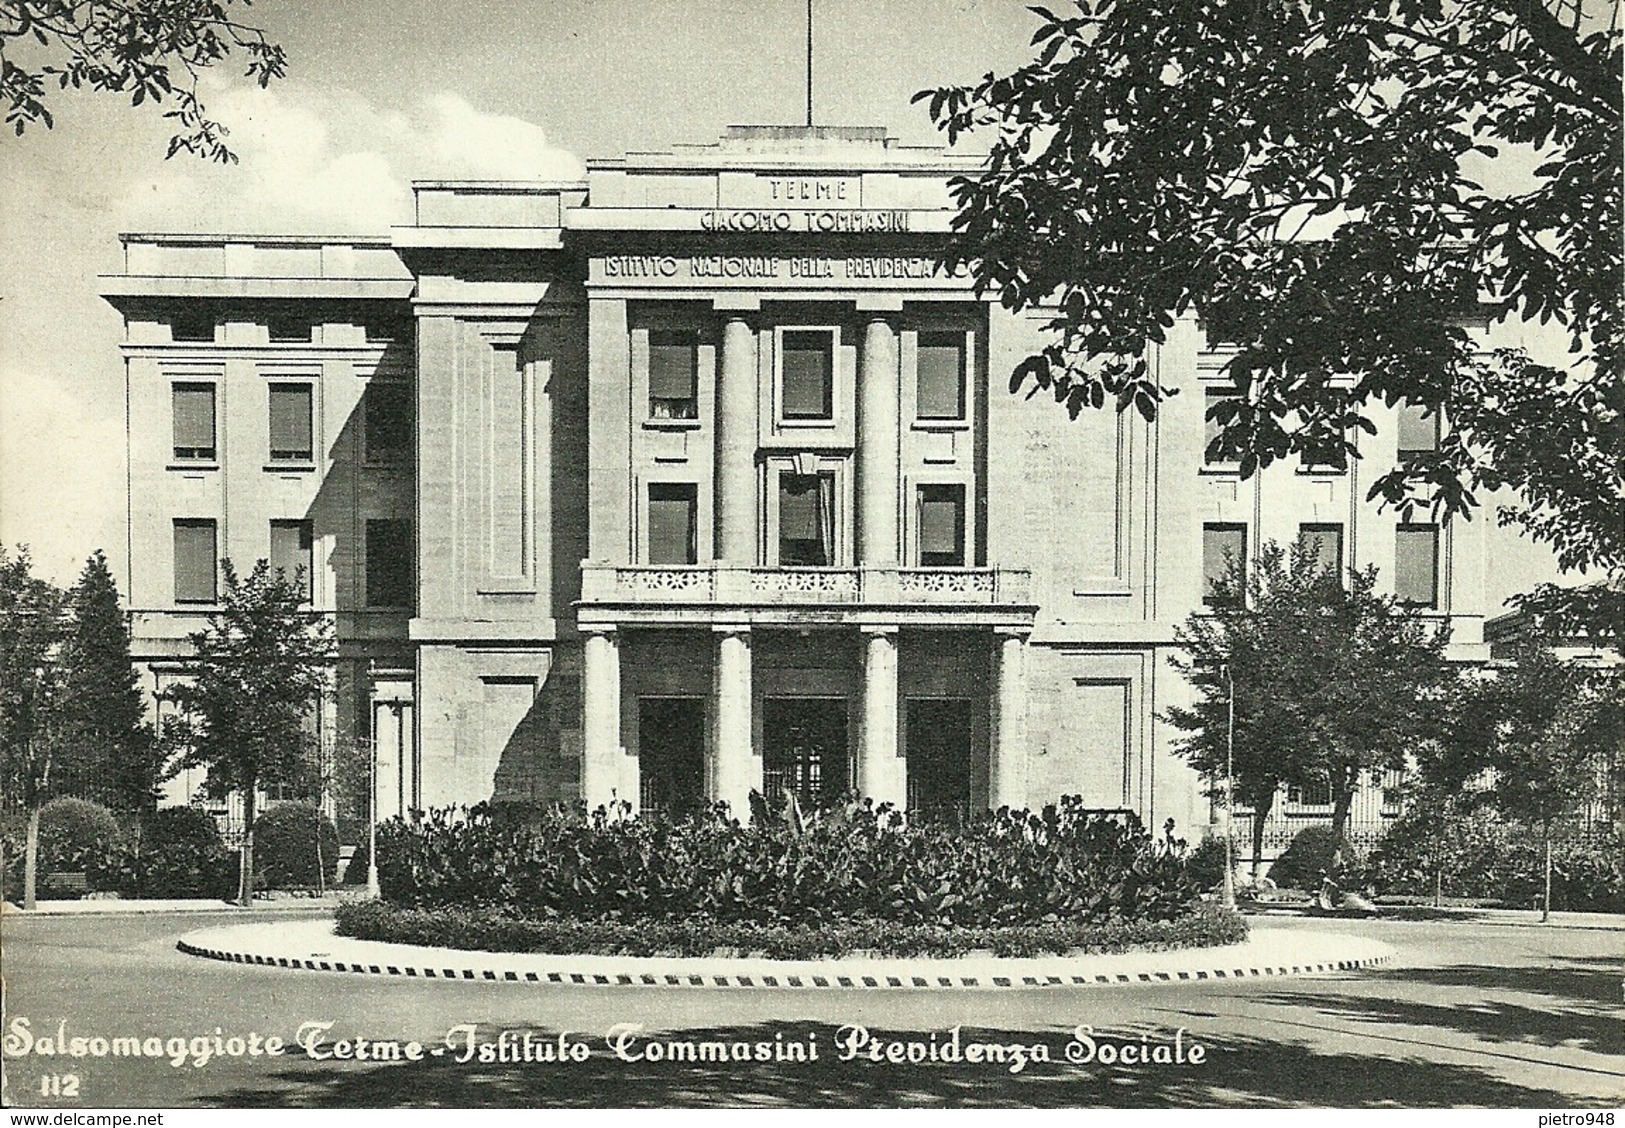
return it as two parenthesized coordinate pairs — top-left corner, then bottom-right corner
(762, 697), (850, 810)
(906, 698), (973, 819)
(638, 697), (705, 815)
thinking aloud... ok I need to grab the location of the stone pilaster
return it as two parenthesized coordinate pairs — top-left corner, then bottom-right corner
(580, 627), (622, 811)
(715, 317), (758, 564)
(990, 628), (1030, 810)
(710, 625), (757, 817)
(858, 626), (905, 809)
(857, 317), (900, 565)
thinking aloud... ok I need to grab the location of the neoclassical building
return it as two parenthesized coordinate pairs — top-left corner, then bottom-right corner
(100, 125), (1491, 840)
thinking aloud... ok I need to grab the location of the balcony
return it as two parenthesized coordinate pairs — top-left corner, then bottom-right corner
(577, 564), (1035, 629)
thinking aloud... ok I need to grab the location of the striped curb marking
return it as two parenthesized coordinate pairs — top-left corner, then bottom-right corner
(174, 938), (1390, 989)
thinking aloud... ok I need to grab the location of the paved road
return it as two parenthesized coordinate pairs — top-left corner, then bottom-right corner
(1, 910), (1619, 1108)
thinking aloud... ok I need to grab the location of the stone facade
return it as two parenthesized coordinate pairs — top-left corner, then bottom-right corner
(101, 126), (1491, 841)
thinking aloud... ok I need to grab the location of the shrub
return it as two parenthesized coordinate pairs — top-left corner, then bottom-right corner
(372, 797), (1200, 927)
(38, 797), (123, 876)
(103, 807), (238, 900)
(1268, 825), (1360, 889)
(1185, 836), (1236, 892)
(253, 802), (339, 890)
(336, 900), (1248, 959)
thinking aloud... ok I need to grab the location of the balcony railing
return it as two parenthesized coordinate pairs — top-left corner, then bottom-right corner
(583, 564), (1030, 605)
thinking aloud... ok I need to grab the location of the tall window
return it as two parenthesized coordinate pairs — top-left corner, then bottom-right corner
(1397, 403), (1440, 459)
(647, 483), (697, 565)
(364, 381), (412, 465)
(780, 331), (834, 420)
(917, 484), (966, 567)
(173, 519), (218, 603)
(1203, 388), (1239, 466)
(172, 383), (216, 462)
(779, 472), (836, 566)
(268, 384), (314, 462)
(365, 518), (413, 608)
(269, 519), (313, 603)
(648, 330), (699, 420)
(1296, 523), (1344, 581)
(1202, 523), (1248, 605)
(1394, 524), (1439, 608)
(916, 331), (966, 421)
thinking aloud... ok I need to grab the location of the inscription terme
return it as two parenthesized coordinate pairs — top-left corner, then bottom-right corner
(597, 255), (961, 283)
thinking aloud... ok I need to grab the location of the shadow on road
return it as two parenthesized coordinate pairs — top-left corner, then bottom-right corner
(199, 1022), (1613, 1108)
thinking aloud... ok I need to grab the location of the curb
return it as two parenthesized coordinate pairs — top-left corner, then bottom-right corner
(174, 928), (1392, 990)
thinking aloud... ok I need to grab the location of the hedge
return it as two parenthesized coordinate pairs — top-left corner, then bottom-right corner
(335, 899), (1248, 960)
(372, 796), (1200, 928)
(254, 802), (339, 890)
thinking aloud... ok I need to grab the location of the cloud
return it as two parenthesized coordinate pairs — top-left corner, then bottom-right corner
(115, 85), (583, 233)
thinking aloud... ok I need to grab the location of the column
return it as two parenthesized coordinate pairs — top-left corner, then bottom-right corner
(990, 628), (1029, 810)
(857, 317), (901, 565)
(715, 317), (758, 564)
(710, 626), (757, 817)
(587, 297), (632, 563)
(858, 627), (905, 809)
(581, 627), (621, 810)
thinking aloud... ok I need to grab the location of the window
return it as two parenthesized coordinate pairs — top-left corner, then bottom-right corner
(647, 483), (697, 565)
(917, 484), (966, 567)
(1394, 524), (1439, 608)
(267, 315), (312, 343)
(1202, 523), (1247, 605)
(1203, 388), (1239, 466)
(1301, 435), (1349, 474)
(648, 330), (699, 420)
(780, 330), (833, 421)
(1296, 523), (1344, 581)
(268, 384), (314, 462)
(1287, 780), (1333, 807)
(916, 332), (966, 421)
(170, 313), (215, 343)
(1397, 403), (1439, 458)
(365, 518), (413, 608)
(173, 519), (218, 603)
(269, 520), (313, 603)
(364, 381), (412, 465)
(172, 384), (217, 462)
(779, 472), (835, 566)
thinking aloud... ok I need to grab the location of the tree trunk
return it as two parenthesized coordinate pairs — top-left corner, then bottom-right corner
(1541, 821), (1552, 924)
(1329, 775), (1355, 876)
(238, 787), (257, 908)
(23, 806), (40, 912)
(1433, 809), (1445, 908)
(1249, 790), (1275, 880)
(313, 806), (326, 896)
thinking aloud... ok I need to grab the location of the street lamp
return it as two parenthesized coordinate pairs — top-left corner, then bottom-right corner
(1221, 661), (1237, 912)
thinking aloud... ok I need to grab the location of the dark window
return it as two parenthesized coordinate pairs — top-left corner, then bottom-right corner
(365, 518), (413, 608)
(917, 484), (966, 567)
(1395, 524), (1439, 608)
(364, 382), (412, 465)
(779, 472), (835, 566)
(1202, 523), (1247, 605)
(170, 313), (216, 343)
(1297, 523), (1343, 581)
(647, 483), (697, 565)
(638, 698), (705, 816)
(267, 315), (312, 343)
(1301, 435), (1349, 473)
(172, 384), (216, 461)
(906, 698), (973, 819)
(268, 384), (314, 462)
(1397, 403), (1440, 458)
(648, 330), (699, 420)
(762, 697), (850, 810)
(781, 331), (833, 420)
(269, 520), (313, 603)
(916, 332), (966, 421)
(173, 519), (218, 603)
(1204, 388), (1239, 466)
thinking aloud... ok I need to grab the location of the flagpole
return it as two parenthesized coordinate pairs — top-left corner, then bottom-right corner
(806, 0), (814, 126)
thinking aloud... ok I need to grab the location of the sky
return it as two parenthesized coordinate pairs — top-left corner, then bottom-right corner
(0, 0), (1571, 604)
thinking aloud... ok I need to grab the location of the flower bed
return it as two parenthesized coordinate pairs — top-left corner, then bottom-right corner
(335, 900), (1247, 960)
(371, 797), (1201, 927)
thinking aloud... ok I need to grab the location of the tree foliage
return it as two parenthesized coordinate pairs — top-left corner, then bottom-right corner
(1166, 541), (1454, 871)
(918, 0), (1622, 619)
(1, 0), (287, 160)
(52, 550), (161, 812)
(0, 545), (66, 814)
(161, 559), (334, 902)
